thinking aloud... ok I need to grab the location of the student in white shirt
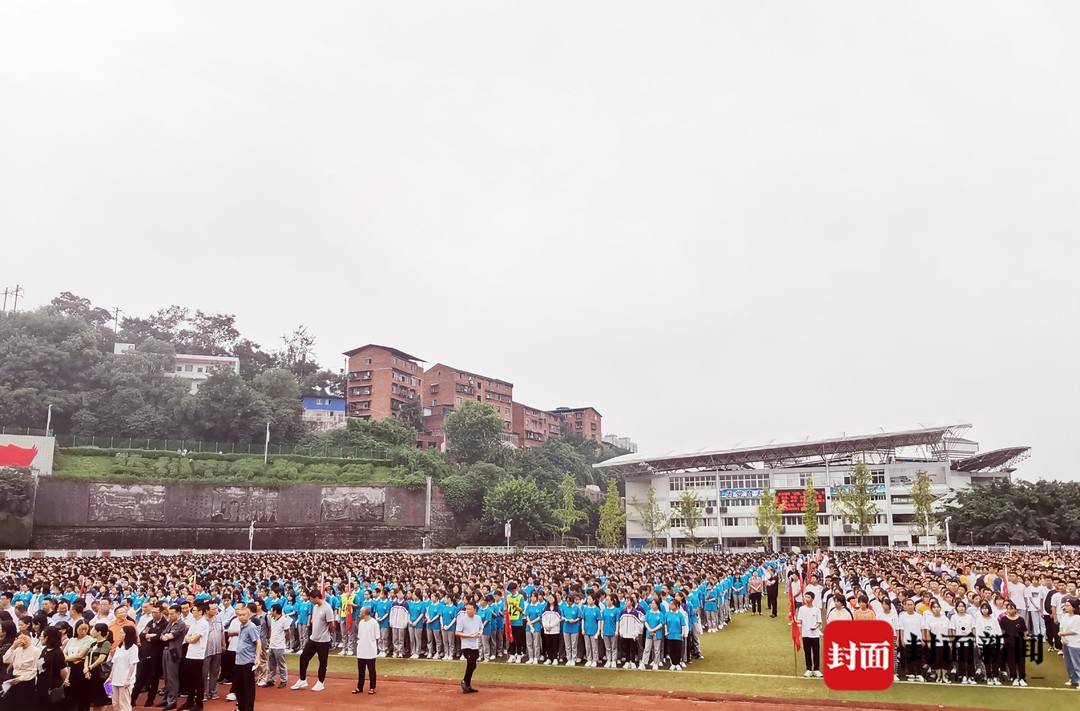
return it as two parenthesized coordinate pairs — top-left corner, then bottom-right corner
(353, 606), (380, 695)
(924, 601), (951, 683)
(975, 602), (1003, 685)
(950, 601), (977, 685)
(264, 604), (292, 688)
(796, 593), (822, 678)
(1056, 598), (1080, 688)
(897, 599), (926, 681)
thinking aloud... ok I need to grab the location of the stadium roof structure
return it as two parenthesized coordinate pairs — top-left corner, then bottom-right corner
(594, 424), (971, 476)
(951, 447), (1030, 473)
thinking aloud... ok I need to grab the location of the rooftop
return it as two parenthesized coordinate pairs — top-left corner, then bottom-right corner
(343, 344), (425, 362)
(425, 363), (513, 387)
(594, 424), (970, 475)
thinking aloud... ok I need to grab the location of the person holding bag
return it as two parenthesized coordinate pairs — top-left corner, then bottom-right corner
(83, 624), (114, 710)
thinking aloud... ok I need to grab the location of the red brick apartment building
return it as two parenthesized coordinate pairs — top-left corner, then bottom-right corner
(343, 344), (424, 420)
(511, 402), (564, 448)
(549, 406), (603, 443)
(422, 363), (515, 446)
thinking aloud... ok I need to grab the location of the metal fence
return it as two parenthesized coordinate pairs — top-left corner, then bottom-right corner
(0, 426), (390, 461)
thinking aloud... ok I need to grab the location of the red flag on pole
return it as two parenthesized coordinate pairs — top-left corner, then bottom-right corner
(505, 603), (513, 643)
(1002, 565), (1009, 600)
(790, 572), (803, 652)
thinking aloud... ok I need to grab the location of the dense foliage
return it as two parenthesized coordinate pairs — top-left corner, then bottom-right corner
(945, 479), (1080, 544)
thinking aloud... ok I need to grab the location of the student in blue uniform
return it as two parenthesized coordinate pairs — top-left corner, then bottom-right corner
(559, 593), (582, 666)
(407, 591), (426, 659)
(581, 595), (602, 667)
(641, 599), (665, 670)
(601, 594), (622, 668)
(665, 598), (688, 670)
(524, 592), (545, 665)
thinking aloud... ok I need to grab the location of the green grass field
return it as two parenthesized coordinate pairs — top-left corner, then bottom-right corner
(306, 598), (1077, 711)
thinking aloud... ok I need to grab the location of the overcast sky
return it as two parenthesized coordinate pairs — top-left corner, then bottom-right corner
(2, 2), (1077, 480)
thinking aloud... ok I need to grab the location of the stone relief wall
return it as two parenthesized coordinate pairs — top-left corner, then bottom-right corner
(89, 484), (166, 523)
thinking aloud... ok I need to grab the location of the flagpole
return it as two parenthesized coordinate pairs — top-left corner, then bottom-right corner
(264, 422), (270, 465)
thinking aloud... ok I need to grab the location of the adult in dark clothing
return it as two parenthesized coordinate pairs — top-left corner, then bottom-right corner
(159, 605), (188, 709)
(38, 627), (69, 709)
(133, 607), (169, 707)
(765, 570), (779, 617)
(1000, 602), (1029, 686)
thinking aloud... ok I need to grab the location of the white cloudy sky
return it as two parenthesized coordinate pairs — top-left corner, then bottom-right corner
(2, 2), (1077, 479)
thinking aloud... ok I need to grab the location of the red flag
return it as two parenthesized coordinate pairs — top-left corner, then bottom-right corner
(1002, 565), (1009, 600)
(789, 571), (804, 652)
(505, 604), (513, 643)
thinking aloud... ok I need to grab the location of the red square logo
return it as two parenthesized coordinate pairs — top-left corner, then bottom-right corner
(822, 620), (895, 691)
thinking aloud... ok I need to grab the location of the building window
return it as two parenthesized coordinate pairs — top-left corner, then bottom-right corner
(184, 364), (193, 372)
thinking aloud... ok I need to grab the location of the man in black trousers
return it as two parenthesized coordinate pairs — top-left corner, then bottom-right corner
(766, 568), (780, 617)
(132, 604), (168, 707)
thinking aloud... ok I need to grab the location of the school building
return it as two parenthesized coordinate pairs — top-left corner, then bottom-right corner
(594, 424), (1028, 550)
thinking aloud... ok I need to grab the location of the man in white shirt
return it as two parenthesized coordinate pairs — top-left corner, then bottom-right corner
(182, 603), (210, 709)
(804, 576), (824, 611)
(456, 602), (484, 693)
(796, 593), (822, 677)
(1027, 578), (1047, 641)
(355, 605), (380, 694)
(263, 604), (292, 689)
(223, 606), (243, 703)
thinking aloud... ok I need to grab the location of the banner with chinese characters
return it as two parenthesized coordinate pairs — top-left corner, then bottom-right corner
(830, 484), (886, 495)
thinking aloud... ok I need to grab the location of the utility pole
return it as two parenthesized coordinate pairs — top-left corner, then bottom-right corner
(111, 306), (123, 333)
(10, 285), (22, 312)
(1, 287), (9, 313)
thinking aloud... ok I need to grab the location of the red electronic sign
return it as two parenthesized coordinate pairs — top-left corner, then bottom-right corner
(775, 488), (826, 513)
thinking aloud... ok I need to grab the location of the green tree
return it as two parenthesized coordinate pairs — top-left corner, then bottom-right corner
(675, 489), (703, 546)
(553, 473), (587, 544)
(597, 479), (626, 548)
(396, 398), (424, 431)
(755, 488), (783, 550)
(444, 401), (503, 465)
(48, 292), (113, 327)
(443, 463), (507, 520)
(188, 370), (269, 442)
(482, 477), (553, 542)
(252, 368), (305, 443)
(276, 325), (318, 383)
(511, 439), (592, 491)
(911, 469), (935, 537)
(836, 460), (880, 547)
(802, 475), (819, 550)
(630, 485), (669, 548)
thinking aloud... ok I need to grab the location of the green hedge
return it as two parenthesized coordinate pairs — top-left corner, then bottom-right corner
(53, 452), (396, 486)
(59, 447), (392, 467)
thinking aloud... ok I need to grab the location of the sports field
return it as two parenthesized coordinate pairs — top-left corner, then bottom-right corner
(296, 596), (1076, 711)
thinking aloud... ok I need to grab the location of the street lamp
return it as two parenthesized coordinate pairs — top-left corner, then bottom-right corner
(944, 516), (953, 551)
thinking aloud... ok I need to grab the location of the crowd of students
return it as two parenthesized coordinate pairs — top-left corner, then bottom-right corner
(0, 550), (782, 708)
(790, 550), (1080, 689)
(1, 547), (1078, 709)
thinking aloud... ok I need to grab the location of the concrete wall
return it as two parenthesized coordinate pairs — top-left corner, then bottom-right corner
(29, 478), (453, 549)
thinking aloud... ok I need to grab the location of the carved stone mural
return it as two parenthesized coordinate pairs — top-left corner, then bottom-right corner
(320, 486), (384, 522)
(89, 483), (166, 522)
(199, 487), (278, 524)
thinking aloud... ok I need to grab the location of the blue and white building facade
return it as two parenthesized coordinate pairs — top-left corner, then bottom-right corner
(595, 425), (1028, 551)
(302, 396), (347, 431)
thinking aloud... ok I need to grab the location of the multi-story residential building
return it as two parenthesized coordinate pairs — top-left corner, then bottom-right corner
(301, 395), (347, 431)
(422, 363), (514, 447)
(602, 434), (638, 453)
(343, 344), (424, 420)
(511, 402), (563, 448)
(596, 424), (1029, 550)
(549, 406), (602, 443)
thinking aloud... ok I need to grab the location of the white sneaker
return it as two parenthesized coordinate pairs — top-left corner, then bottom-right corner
(803, 670), (813, 677)
(639, 662), (647, 670)
(652, 663), (659, 671)
(813, 670), (822, 678)
(291, 680), (309, 690)
(312, 681), (325, 692)
(567, 659), (576, 666)
(1019, 679), (1028, 687)
(624, 661), (633, 669)
(410, 654), (419, 659)
(225, 693), (236, 701)
(376, 652), (386, 658)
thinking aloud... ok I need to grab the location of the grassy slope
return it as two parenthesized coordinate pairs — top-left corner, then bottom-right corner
(52, 453), (394, 485)
(313, 596), (1075, 711)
